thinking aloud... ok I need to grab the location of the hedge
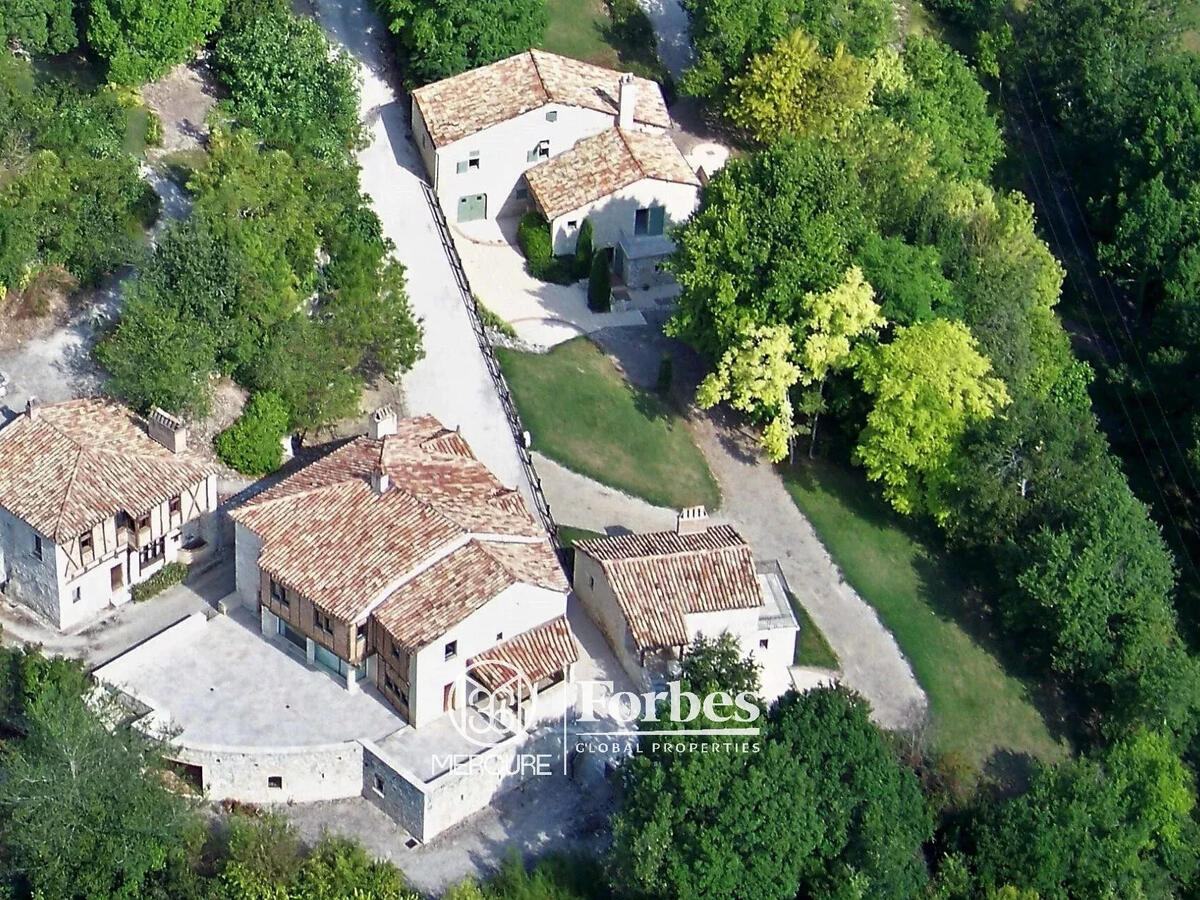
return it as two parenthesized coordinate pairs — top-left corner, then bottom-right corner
(215, 391), (289, 476)
(131, 562), (187, 602)
(588, 249), (611, 311)
(517, 211), (581, 284)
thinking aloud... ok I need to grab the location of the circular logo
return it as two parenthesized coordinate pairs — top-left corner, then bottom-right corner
(448, 659), (538, 748)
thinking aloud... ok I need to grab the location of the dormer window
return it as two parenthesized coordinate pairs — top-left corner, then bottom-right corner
(527, 140), (550, 163)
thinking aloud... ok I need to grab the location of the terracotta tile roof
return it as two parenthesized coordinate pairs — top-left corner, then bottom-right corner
(0, 399), (213, 542)
(372, 538), (565, 651)
(526, 128), (699, 220)
(470, 615), (580, 693)
(576, 525), (764, 652)
(411, 49), (670, 147)
(231, 416), (558, 623)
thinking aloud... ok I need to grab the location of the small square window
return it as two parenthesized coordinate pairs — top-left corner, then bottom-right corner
(759, 638), (769, 649)
(515, 185), (528, 199)
(444, 640), (458, 661)
(169, 496), (181, 516)
(135, 513), (150, 531)
(456, 160), (468, 174)
(357, 623), (367, 642)
(496, 632), (504, 642)
(72, 586), (81, 604)
(588, 575), (594, 590)
(79, 531), (93, 555)
(391, 644), (400, 659)
(546, 110), (558, 122)
(373, 773), (385, 796)
(268, 775), (282, 789)
(32, 535), (42, 560)
(567, 220), (577, 229)
(468, 157), (480, 170)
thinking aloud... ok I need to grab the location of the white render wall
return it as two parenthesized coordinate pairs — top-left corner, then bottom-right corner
(408, 580), (568, 727)
(233, 521), (263, 608)
(548, 178), (699, 256)
(416, 100), (622, 222)
(0, 506), (59, 624)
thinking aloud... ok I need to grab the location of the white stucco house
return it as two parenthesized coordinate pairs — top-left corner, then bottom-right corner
(229, 407), (579, 729)
(524, 126), (701, 287)
(572, 508), (799, 700)
(411, 49), (673, 224)
(0, 399), (217, 630)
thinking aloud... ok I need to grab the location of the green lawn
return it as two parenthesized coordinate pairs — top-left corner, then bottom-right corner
(498, 338), (720, 511)
(790, 597), (839, 670)
(783, 460), (1067, 769)
(540, 0), (672, 87)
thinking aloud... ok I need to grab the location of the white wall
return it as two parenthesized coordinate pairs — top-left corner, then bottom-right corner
(549, 179), (699, 256)
(408, 581), (568, 727)
(430, 103), (618, 221)
(233, 521), (263, 608)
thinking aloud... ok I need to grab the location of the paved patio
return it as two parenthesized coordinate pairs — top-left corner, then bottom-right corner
(95, 605), (403, 747)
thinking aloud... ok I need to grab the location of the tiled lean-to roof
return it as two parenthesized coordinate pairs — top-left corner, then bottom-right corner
(525, 127), (699, 220)
(230, 416), (566, 631)
(411, 49), (670, 146)
(575, 525), (764, 651)
(470, 615), (580, 695)
(0, 399), (212, 542)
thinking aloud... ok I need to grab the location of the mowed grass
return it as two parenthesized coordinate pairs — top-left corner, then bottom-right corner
(783, 459), (1067, 769)
(790, 597), (839, 670)
(542, 0), (617, 67)
(498, 338), (720, 511)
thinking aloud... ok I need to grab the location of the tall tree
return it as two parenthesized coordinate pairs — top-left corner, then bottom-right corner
(373, 0), (547, 85)
(87, 0), (225, 84)
(854, 319), (1009, 518)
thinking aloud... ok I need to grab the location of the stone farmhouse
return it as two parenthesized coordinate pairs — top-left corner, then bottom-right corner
(572, 508), (799, 699)
(230, 408), (579, 729)
(0, 398), (217, 631)
(411, 49), (700, 284)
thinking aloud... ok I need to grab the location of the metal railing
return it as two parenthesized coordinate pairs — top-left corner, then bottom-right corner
(420, 183), (560, 551)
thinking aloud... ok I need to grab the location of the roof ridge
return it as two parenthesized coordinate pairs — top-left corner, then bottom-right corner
(528, 49), (552, 105)
(51, 444), (86, 540)
(615, 127), (648, 180)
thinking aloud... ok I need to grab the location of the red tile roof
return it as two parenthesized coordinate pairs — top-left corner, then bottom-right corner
(411, 49), (671, 147)
(470, 615), (580, 694)
(231, 416), (564, 624)
(575, 525), (764, 651)
(0, 399), (213, 542)
(372, 538), (565, 651)
(526, 128), (699, 220)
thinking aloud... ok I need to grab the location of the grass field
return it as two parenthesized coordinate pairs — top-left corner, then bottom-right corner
(498, 338), (719, 511)
(540, 0), (672, 87)
(783, 459), (1067, 769)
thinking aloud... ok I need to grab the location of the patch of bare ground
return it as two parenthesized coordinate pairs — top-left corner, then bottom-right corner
(0, 266), (80, 352)
(139, 60), (218, 161)
(188, 377), (249, 474)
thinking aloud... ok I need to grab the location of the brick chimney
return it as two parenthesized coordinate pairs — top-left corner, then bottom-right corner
(369, 405), (397, 440)
(618, 73), (637, 131)
(147, 407), (186, 454)
(676, 505), (708, 535)
(25, 398), (39, 421)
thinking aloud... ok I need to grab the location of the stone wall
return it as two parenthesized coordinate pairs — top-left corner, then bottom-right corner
(174, 741), (365, 804)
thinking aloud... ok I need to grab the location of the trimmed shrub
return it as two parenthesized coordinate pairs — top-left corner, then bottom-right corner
(574, 219), (594, 276)
(588, 249), (611, 312)
(214, 391), (289, 476)
(131, 562), (187, 602)
(657, 353), (673, 394)
(517, 211), (578, 284)
(474, 296), (517, 339)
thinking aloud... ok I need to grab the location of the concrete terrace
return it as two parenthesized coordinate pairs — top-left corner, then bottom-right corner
(95, 606), (403, 747)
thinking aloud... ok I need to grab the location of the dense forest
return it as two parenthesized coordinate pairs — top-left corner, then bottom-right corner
(7, 0), (1200, 897)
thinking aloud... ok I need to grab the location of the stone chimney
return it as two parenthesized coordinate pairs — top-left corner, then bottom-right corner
(25, 398), (39, 421)
(676, 505), (709, 535)
(371, 467), (390, 495)
(147, 407), (187, 454)
(369, 405), (397, 440)
(618, 73), (637, 131)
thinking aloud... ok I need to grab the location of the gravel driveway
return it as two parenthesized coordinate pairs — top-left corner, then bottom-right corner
(310, 0), (530, 500)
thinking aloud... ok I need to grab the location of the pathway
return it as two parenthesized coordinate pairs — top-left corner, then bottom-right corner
(309, 0), (530, 501)
(534, 452), (677, 534)
(635, 0), (693, 81)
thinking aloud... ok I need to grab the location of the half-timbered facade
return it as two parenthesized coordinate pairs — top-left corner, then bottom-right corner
(230, 409), (578, 728)
(0, 400), (217, 630)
